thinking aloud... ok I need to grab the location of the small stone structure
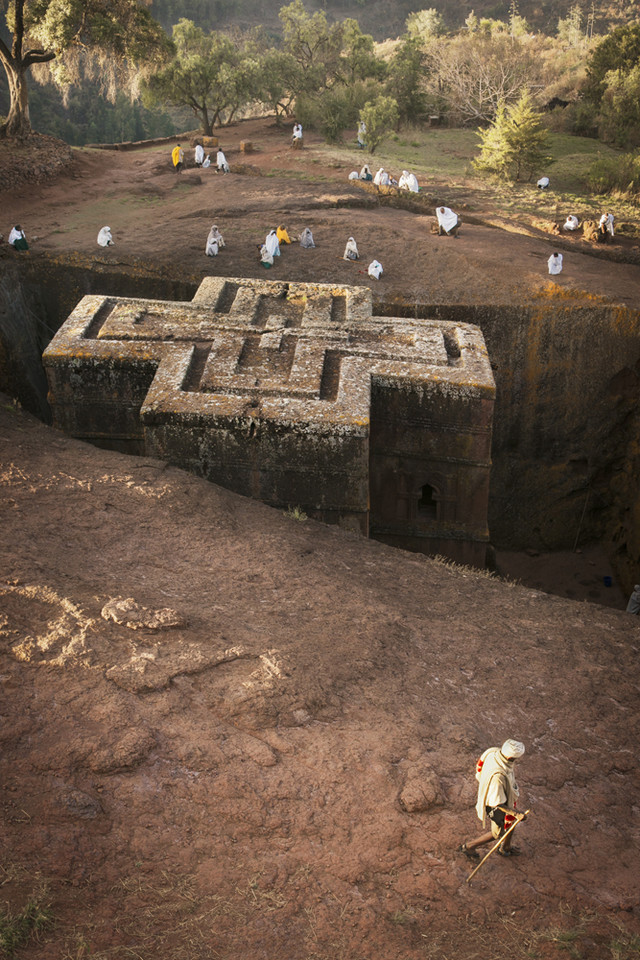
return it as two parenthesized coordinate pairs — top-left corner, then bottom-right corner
(43, 277), (495, 565)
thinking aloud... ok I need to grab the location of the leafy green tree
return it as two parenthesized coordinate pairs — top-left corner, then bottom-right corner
(254, 48), (300, 124)
(142, 19), (259, 134)
(278, 0), (342, 96)
(386, 36), (427, 124)
(406, 8), (445, 41)
(473, 91), (551, 181)
(557, 5), (587, 50)
(358, 95), (399, 154)
(583, 21), (640, 106)
(597, 63), (640, 146)
(0, 0), (171, 137)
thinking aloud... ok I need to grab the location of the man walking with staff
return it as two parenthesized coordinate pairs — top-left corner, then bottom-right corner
(460, 739), (528, 864)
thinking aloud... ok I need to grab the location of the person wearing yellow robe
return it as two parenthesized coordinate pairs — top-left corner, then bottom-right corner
(171, 144), (184, 172)
(276, 225), (291, 244)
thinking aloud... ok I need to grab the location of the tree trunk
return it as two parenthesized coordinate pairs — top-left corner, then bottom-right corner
(201, 106), (213, 137)
(0, 58), (32, 138)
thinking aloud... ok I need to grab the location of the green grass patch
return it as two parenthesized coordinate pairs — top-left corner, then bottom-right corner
(0, 886), (53, 957)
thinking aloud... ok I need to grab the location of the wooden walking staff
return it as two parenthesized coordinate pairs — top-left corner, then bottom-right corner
(466, 809), (531, 884)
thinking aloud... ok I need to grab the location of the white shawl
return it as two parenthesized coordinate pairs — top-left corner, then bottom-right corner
(475, 747), (519, 824)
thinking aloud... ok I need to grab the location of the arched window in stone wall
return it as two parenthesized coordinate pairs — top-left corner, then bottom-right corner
(417, 482), (439, 520)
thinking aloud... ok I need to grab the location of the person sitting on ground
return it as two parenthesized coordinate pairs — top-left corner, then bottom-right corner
(343, 237), (359, 261)
(348, 170), (359, 181)
(357, 121), (367, 149)
(368, 259), (383, 279)
(276, 224), (291, 245)
(8, 224), (28, 250)
(205, 224), (224, 256)
(97, 226), (114, 247)
(216, 148), (229, 173)
(399, 170), (419, 192)
(260, 244), (274, 268)
(265, 229), (280, 258)
(194, 143), (205, 167)
(599, 212), (614, 241)
(374, 167), (390, 186)
(359, 164), (373, 182)
(436, 206), (460, 238)
(563, 215), (579, 231)
(292, 123), (303, 143)
(547, 251), (563, 275)
(299, 227), (315, 249)
(537, 176), (550, 189)
(172, 144), (184, 172)
(202, 154), (211, 169)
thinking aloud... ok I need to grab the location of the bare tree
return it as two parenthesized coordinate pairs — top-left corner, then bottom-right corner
(423, 33), (541, 126)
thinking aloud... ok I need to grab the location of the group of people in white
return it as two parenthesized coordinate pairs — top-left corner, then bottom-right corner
(549, 211), (615, 274)
(173, 142), (230, 173)
(200, 220), (384, 279)
(348, 163), (420, 194)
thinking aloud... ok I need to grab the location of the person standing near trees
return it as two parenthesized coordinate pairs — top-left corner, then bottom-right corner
(172, 144), (184, 172)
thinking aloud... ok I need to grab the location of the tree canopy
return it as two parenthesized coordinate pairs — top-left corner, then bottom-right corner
(0, 0), (171, 137)
(142, 19), (263, 134)
(473, 91), (551, 181)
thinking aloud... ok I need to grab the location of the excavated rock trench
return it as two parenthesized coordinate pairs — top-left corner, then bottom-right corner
(3, 259), (639, 585)
(2, 257), (640, 591)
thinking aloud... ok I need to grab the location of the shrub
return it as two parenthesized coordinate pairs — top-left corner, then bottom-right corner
(587, 151), (640, 200)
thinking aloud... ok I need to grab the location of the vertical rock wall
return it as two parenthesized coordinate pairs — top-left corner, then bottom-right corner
(377, 299), (640, 590)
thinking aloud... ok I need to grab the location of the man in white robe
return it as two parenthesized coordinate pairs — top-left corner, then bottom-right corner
(299, 227), (315, 249)
(265, 229), (280, 257)
(216, 149), (229, 173)
(436, 206), (460, 237)
(8, 225), (28, 250)
(343, 237), (359, 261)
(548, 251), (563, 275)
(292, 123), (303, 142)
(599, 212), (614, 237)
(205, 224), (224, 256)
(194, 144), (205, 166)
(563, 215), (579, 231)
(357, 121), (366, 148)
(97, 226), (114, 247)
(367, 259), (383, 279)
(374, 168), (389, 186)
(460, 739), (527, 860)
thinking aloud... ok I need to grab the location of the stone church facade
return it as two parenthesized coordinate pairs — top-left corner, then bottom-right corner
(44, 277), (495, 566)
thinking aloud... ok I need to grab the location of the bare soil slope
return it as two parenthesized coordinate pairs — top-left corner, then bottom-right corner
(1, 398), (639, 960)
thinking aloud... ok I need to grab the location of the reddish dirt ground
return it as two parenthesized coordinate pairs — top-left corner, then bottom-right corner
(1, 119), (640, 959)
(2, 117), (640, 309)
(1, 398), (640, 960)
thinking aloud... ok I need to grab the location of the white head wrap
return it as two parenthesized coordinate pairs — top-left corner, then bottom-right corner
(501, 739), (525, 760)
